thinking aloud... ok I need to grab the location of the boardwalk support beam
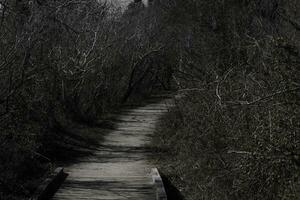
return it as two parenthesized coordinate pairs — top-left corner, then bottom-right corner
(152, 168), (168, 200)
(30, 167), (68, 200)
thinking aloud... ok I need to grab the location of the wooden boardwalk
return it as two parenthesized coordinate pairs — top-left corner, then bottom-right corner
(52, 97), (172, 200)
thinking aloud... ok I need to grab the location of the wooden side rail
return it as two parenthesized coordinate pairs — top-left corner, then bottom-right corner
(30, 167), (68, 200)
(152, 168), (168, 200)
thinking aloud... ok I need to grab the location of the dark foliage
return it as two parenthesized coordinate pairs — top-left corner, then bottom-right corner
(0, 0), (299, 199)
(152, 0), (300, 199)
(0, 0), (168, 198)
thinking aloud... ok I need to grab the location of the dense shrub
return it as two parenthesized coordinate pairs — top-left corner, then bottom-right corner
(152, 0), (300, 199)
(1, 0), (299, 199)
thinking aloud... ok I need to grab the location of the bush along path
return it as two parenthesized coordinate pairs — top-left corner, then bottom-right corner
(51, 95), (173, 200)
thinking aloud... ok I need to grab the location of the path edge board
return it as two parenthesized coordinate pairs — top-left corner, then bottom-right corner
(152, 168), (168, 200)
(29, 167), (68, 200)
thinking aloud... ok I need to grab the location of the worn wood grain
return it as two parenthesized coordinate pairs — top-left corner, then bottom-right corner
(52, 98), (172, 200)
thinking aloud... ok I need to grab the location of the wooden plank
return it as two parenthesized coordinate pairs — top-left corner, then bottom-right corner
(30, 168), (68, 200)
(151, 168), (168, 200)
(51, 98), (172, 200)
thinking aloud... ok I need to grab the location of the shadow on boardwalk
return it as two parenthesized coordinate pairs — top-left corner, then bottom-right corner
(50, 95), (174, 200)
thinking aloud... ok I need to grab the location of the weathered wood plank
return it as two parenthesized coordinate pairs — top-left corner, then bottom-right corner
(30, 168), (68, 200)
(51, 97), (172, 200)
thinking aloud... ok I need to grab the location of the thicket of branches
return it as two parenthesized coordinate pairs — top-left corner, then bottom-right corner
(152, 0), (300, 199)
(0, 1), (168, 199)
(1, 0), (299, 199)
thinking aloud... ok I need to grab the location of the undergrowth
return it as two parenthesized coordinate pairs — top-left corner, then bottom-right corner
(152, 0), (300, 199)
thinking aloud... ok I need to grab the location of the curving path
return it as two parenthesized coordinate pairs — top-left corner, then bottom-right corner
(52, 96), (173, 200)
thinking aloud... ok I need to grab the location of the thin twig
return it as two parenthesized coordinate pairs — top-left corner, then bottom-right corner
(278, 11), (300, 31)
(225, 87), (300, 106)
